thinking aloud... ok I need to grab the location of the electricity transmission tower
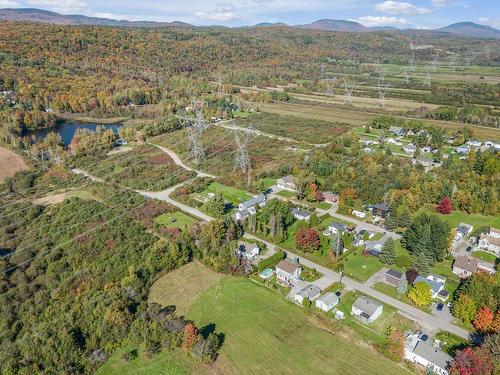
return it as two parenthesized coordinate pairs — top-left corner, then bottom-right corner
(217, 72), (224, 98)
(232, 123), (257, 186)
(176, 100), (210, 165)
(320, 63), (325, 80)
(401, 66), (410, 84)
(409, 55), (416, 72)
(449, 55), (457, 72)
(431, 54), (439, 72)
(377, 83), (389, 109)
(464, 57), (472, 69)
(325, 77), (337, 97)
(424, 66), (432, 88)
(377, 64), (385, 82)
(343, 81), (357, 105)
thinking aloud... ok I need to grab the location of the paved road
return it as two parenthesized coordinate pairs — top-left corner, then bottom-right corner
(71, 168), (104, 183)
(73, 148), (470, 340)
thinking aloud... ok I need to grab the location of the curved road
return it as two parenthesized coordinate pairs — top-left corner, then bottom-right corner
(74, 144), (470, 340)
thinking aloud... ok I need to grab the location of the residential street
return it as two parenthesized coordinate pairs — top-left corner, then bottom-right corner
(73, 146), (471, 340)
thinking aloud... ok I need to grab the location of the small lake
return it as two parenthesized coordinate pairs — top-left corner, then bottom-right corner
(26, 121), (122, 146)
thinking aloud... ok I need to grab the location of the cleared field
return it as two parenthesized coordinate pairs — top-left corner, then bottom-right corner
(148, 262), (223, 316)
(188, 278), (409, 375)
(0, 147), (28, 182)
(417, 209), (500, 229)
(234, 112), (347, 144)
(291, 92), (439, 112)
(32, 189), (96, 205)
(154, 211), (198, 229)
(257, 101), (500, 140)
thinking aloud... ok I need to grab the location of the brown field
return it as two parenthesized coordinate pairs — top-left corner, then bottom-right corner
(256, 101), (500, 141)
(0, 147), (28, 182)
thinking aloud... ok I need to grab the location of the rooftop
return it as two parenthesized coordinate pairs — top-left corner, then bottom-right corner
(385, 269), (403, 279)
(240, 193), (265, 209)
(292, 207), (312, 217)
(297, 284), (321, 299)
(352, 296), (383, 316)
(413, 340), (452, 370)
(453, 255), (479, 273)
(276, 260), (300, 274)
(316, 292), (339, 306)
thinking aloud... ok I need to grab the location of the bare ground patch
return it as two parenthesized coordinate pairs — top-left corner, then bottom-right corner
(0, 147), (28, 182)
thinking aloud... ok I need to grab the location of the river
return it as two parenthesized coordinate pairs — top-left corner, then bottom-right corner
(26, 121), (122, 146)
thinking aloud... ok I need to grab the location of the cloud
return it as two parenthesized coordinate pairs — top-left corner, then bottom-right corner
(375, 1), (430, 15)
(27, 0), (87, 13)
(0, 0), (20, 6)
(356, 16), (408, 27)
(478, 18), (500, 28)
(430, 0), (451, 6)
(195, 4), (240, 22)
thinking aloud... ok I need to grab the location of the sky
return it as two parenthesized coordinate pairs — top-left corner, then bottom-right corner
(1, 0), (499, 29)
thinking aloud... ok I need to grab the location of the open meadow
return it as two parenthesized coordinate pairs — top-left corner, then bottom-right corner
(0, 147), (28, 182)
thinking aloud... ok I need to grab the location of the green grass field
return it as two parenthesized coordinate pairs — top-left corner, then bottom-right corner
(204, 182), (252, 205)
(372, 282), (430, 313)
(276, 189), (296, 198)
(154, 211), (198, 229)
(472, 250), (498, 263)
(418, 209), (500, 229)
(342, 251), (383, 282)
(188, 278), (409, 375)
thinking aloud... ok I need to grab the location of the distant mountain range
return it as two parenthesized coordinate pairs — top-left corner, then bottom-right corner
(1, 8), (499, 39)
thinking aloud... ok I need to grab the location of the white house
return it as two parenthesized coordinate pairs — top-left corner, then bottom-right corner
(454, 223), (473, 242)
(452, 255), (479, 278)
(295, 284), (321, 304)
(238, 193), (266, 213)
(277, 175), (298, 191)
(315, 292), (339, 312)
(351, 296), (383, 324)
(236, 241), (260, 260)
(455, 145), (470, 155)
(275, 260), (301, 285)
(478, 228), (500, 257)
(404, 332), (452, 375)
(466, 140), (482, 148)
(327, 222), (347, 236)
(292, 207), (312, 221)
(403, 143), (416, 154)
(388, 126), (405, 137)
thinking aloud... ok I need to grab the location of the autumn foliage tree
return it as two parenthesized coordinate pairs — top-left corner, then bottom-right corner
(450, 347), (494, 375)
(436, 196), (453, 214)
(384, 326), (405, 362)
(295, 228), (320, 252)
(474, 306), (495, 332)
(182, 323), (199, 353)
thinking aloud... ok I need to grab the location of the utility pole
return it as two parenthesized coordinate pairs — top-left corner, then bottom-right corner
(401, 66), (410, 84)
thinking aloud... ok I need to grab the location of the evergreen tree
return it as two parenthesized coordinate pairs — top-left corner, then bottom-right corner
(384, 213), (398, 231)
(412, 251), (430, 276)
(379, 238), (396, 264)
(397, 273), (408, 295)
(309, 212), (320, 227)
(398, 208), (411, 228)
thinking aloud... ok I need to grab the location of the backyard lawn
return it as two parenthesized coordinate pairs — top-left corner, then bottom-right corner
(197, 182), (253, 206)
(372, 282), (430, 313)
(188, 278), (410, 374)
(342, 251), (383, 282)
(420, 209), (500, 230)
(276, 189), (296, 198)
(472, 250), (498, 263)
(154, 211), (198, 230)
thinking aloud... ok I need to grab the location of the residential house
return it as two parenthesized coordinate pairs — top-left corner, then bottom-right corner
(353, 229), (375, 247)
(238, 193), (266, 213)
(351, 296), (384, 324)
(455, 145), (470, 155)
(478, 228), (500, 257)
(352, 210), (366, 218)
(413, 155), (434, 168)
(295, 284), (321, 304)
(403, 143), (416, 154)
(404, 332), (452, 375)
(386, 137), (402, 146)
(236, 241), (260, 260)
(384, 269), (403, 287)
(277, 175), (298, 192)
(414, 274), (447, 300)
(327, 222), (347, 236)
(452, 255), (479, 278)
(365, 240), (384, 256)
(420, 146), (432, 153)
(292, 207), (312, 221)
(466, 140), (481, 148)
(369, 203), (390, 219)
(454, 223), (473, 242)
(322, 191), (337, 204)
(235, 209), (250, 221)
(315, 292), (339, 312)
(389, 126), (405, 137)
(275, 260), (301, 285)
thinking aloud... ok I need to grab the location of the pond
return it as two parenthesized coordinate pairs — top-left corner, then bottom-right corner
(26, 121), (122, 146)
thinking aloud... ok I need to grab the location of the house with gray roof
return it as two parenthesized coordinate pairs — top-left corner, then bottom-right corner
(277, 175), (298, 191)
(238, 193), (266, 213)
(236, 241), (260, 260)
(351, 296), (383, 324)
(389, 126), (405, 137)
(294, 284), (321, 304)
(275, 260), (301, 286)
(292, 207), (312, 221)
(414, 274), (446, 300)
(404, 332), (452, 375)
(315, 292), (339, 312)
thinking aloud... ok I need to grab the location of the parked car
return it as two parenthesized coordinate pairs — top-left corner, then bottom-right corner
(466, 246), (472, 252)
(437, 303), (444, 312)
